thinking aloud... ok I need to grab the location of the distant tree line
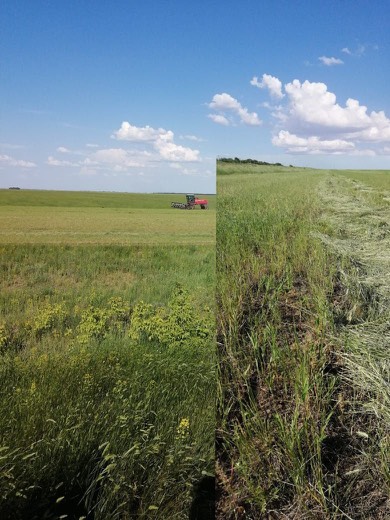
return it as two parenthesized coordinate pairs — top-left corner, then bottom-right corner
(217, 157), (286, 166)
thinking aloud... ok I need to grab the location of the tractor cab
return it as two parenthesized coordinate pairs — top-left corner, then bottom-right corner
(171, 194), (208, 209)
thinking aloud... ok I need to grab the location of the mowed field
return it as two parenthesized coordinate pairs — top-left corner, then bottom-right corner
(217, 161), (390, 519)
(0, 190), (215, 520)
(0, 190), (215, 245)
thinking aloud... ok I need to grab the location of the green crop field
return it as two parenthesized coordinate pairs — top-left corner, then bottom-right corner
(217, 161), (390, 519)
(0, 190), (215, 245)
(0, 190), (215, 519)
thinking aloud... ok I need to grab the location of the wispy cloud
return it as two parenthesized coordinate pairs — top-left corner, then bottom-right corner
(207, 113), (230, 126)
(0, 154), (36, 168)
(179, 134), (204, 142)
(341, 43), (378, 57)
(319, 56), (344, 66)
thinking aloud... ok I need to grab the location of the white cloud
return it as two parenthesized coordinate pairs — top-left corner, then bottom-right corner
(209, 93), (240, 111)
(208, 93), (261, 126)
(113, 122), (200, 162)
(272, 131), (355, 154)
(319, 56), (344, 66)
(207, 113), (230, 126)
(254, 74), (390, 156)
(57, 146), (70, 153)
(86, 143), (99, 148)
(283, 80), (386, 133)
(285, 80), (390, 142)
(154, 140), (200, 162)
(112, 122), (173, 142)
(250, 74), (284, 99)
(341, 47), (351, 55)
(0, 154), (36, 168)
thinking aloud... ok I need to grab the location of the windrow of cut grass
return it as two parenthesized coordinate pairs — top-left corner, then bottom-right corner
(217, 162), (389, 518)
(0, 190), (216, 519)
(316, 172), (390, 517)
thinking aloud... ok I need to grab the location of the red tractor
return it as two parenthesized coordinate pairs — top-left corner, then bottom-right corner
(171, 194), (208, 210)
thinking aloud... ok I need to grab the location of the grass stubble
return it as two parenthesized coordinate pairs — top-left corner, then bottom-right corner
(0, 191), (215, 519)
(216, 162), (390, 519)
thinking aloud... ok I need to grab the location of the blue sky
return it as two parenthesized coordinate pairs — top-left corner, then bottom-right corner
(1, 1), (389, 193)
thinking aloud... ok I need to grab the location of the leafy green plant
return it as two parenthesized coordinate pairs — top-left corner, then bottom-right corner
(129, 286), (212, 348)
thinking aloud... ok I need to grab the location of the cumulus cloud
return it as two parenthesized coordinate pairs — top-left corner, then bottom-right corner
(208, 93), (261, 126)
(283, 80), (373, 131)
(319, 56), (344, 66)
(154, 140), (200, 161)
(253, 74), (390, 156)
(0, 154), (36, 168)
(282, 79), (390, 143)
(113, 122), (200, 162)
(250, 74), (284, 99)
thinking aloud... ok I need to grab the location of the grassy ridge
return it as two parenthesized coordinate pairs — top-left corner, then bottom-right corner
(217, 161), (389, 518)
(0, 191), (215, 519)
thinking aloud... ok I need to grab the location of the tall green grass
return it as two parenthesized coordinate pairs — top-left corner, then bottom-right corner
(217, 162), (389, 518)
(0, 190), (215, 519)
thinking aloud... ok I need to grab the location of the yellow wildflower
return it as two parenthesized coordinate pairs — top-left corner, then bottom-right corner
(176, 417), (190, 438)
